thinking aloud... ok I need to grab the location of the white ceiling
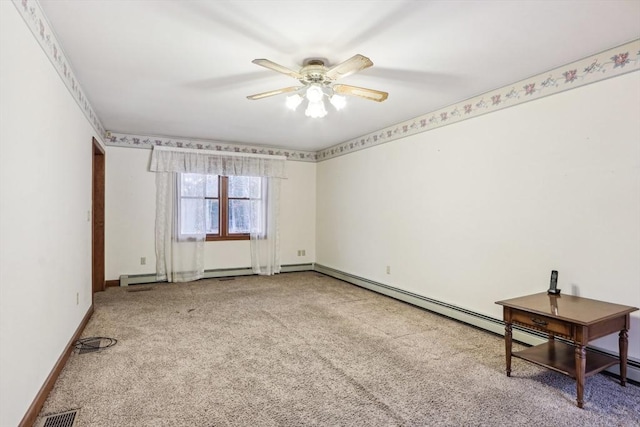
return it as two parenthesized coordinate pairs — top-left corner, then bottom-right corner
(39, 0), (640, 152)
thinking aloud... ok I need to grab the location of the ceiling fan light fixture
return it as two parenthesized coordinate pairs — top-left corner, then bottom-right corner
(305, 100), (328, 118)
(248, 54), (387, 118)
(285, 94), (303, 111)
(330, 94), (346, 111)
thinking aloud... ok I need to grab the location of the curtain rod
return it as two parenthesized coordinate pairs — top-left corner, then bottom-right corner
(153, 145), (287, 161)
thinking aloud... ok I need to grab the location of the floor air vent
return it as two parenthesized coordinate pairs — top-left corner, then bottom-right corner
(40, 410), (78, 427)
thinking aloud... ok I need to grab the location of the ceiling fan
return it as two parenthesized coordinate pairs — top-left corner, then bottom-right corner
(247, 54), (388, 118)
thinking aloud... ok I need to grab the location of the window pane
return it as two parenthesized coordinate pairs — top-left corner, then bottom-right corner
(181, 174), (205, 197)
(180, 198), (205, 234)
(249, 177), (261, 199)
(228, 200), (252, 234)
(228, 176), (261, 198)
(206, 175), (219, 198)
(205, 199), (219, 234)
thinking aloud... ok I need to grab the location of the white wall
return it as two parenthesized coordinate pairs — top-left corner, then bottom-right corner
(317, 71), (640, 360)
(0, 3), (100, 426)
(105, 147), (157, 278)
(105, 147), (316, 279)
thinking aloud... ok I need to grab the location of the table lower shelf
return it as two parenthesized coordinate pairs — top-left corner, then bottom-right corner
(513, 340), (619, 379)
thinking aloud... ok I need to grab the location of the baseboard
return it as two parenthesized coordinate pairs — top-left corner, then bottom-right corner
(313, 264), (640, 384)
(117, 263), (315, 286)
(105, 279), (119, 288)
(19, 304), (94, 427)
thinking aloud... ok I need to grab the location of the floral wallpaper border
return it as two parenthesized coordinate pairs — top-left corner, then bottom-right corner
(106, 133), (318, 162)
(317, 39), (640, 161)
(13, 0), (106, 140)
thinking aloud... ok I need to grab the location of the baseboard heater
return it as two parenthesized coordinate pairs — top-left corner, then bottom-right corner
(313, 263), (640, 384)
(118, 263), (314, 286)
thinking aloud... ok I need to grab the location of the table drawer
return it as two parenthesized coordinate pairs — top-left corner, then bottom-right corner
(511, 309), (572, 337)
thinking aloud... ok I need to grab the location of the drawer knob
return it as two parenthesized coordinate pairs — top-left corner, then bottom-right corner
(531, 317), (548, 326)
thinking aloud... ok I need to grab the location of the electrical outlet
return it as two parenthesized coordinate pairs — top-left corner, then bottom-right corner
(76, 292), (79, 305)
(141, 257), (146, 265)
(301, 249), (306, 256)
(386, 266), (391, 274)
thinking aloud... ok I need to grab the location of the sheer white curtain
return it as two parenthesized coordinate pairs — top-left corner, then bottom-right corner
(250, 177), (281, 275)
(155, 172), (206, 282)
(150, 146), (286, 281)
(150, 146), (286, 177)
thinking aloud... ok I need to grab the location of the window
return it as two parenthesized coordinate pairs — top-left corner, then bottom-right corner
(179, 174), (262, 241)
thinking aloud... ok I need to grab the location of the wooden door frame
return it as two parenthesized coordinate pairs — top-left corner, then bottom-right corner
(92, 138), (105, 296)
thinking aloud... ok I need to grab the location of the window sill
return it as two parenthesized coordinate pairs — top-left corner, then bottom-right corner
(206, 235), (250, 242)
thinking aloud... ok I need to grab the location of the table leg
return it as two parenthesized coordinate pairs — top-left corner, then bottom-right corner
(575, 344), (586, 408)
(505, 322), (512, 377)
(619, 328), (629, 387)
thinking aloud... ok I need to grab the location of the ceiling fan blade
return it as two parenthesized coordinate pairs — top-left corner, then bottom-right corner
(246, 86), (303, 100)
(332, 84), (388, 102)
(251, 59), (303, 80)
(325, 54), (373, 80)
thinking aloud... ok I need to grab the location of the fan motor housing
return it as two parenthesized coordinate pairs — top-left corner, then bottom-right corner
(300, 59), (330, 84)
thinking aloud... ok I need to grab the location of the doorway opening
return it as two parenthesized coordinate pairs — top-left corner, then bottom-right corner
(92, 138), (105, 295)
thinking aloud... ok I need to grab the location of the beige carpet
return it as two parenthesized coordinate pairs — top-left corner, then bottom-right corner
(37, 272), (640, 426)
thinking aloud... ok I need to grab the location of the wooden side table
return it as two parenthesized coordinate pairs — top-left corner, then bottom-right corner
(496, 292), (638, 408)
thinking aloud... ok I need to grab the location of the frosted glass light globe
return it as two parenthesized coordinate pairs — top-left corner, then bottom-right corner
(285, 94), (303, 110)
(306, 85), (324, 102)
(330, 95), (346, 110)
(305, 100), (328, 118)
